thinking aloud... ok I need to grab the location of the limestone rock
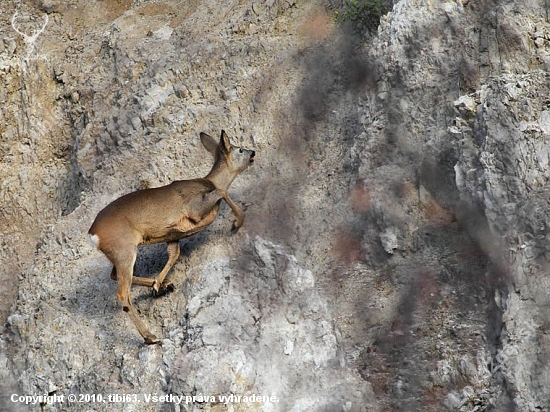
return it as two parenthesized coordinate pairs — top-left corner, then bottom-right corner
(2, 0), (550, 411)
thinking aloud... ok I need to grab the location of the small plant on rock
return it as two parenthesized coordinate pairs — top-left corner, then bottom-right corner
(333, 0), (390, 37)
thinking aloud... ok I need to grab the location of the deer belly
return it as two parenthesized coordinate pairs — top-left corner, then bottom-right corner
(140, 209), (219, 245)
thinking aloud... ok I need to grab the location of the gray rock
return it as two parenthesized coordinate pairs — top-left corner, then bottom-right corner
(3, 0), (550, 411)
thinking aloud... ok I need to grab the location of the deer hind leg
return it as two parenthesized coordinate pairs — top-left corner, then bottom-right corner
(110, 266), (156, 287)
(113, 248), (159, 344)
(152, 241), (180, 294)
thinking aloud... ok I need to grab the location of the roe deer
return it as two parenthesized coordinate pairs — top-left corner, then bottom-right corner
(89, 130), (255, 344)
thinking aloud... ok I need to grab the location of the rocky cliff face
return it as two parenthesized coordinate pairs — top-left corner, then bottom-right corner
(1, 0), (550, 411)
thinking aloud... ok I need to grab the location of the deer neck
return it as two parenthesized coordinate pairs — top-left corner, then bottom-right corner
(205, 164), (237, 190)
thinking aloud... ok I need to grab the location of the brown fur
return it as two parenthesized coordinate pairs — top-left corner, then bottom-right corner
(89, 130), (255, 344)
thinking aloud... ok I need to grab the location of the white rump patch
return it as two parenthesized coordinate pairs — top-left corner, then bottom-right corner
(89, 234), (100, 249)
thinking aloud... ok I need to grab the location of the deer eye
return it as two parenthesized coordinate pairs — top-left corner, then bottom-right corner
(239, 148), (243, 153)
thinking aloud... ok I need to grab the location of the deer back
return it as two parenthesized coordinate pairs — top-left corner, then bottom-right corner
(90, 178), (220, 247)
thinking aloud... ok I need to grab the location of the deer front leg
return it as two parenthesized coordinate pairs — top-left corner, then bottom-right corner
(190, 189), (245, 232)
(222, 192), (245, 232)
(215, 189), (245, 231)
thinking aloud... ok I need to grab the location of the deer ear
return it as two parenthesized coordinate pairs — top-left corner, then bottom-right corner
(220, 130), (231, 153)
(200, 132), (218, 155)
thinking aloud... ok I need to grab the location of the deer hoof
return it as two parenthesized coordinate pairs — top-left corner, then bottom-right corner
(144, 334), (161, 345)
(231, 221), (243, 234)
(152, 282), (175, 298)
